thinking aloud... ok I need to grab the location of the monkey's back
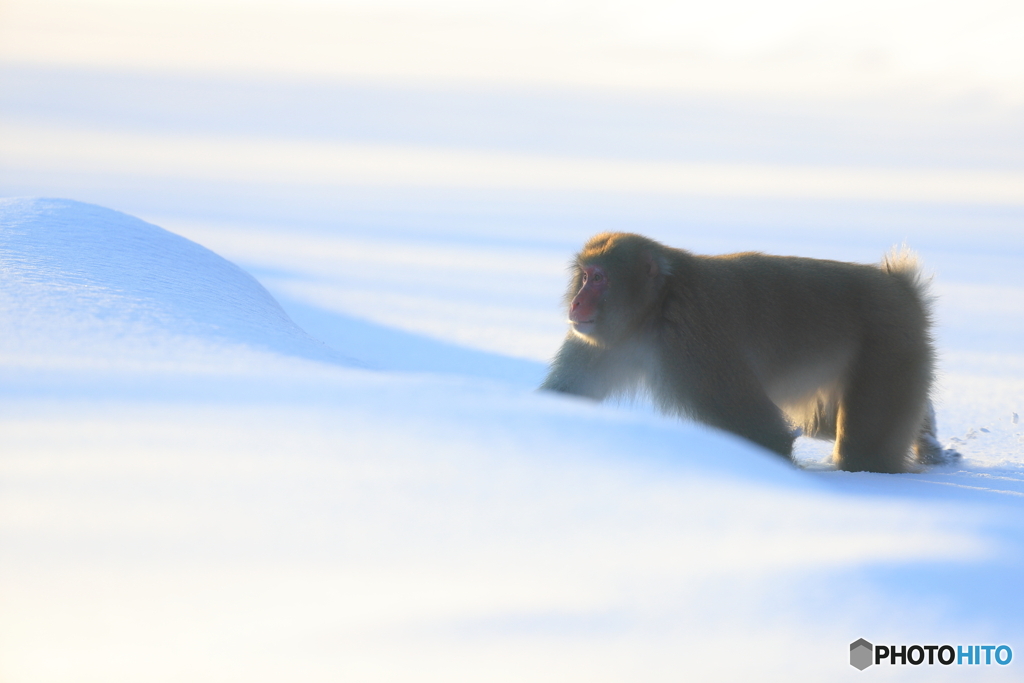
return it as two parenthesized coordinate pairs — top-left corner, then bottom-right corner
(660, 249), (932, 383)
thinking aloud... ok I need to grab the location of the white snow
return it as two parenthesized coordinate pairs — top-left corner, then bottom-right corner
(2, 196), (1022, 681)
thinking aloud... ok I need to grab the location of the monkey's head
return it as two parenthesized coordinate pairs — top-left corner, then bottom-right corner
(567, 233), (669, 347)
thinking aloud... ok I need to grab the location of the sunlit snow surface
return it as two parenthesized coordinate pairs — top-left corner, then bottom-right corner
(1, 196), (1022, 682)
(0, 198), (351, 371)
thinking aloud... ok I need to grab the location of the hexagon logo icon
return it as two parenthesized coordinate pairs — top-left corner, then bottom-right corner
(850, 639), (873, 670)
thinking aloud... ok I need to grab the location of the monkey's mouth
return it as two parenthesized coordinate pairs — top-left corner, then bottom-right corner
(571, 320), (596, 334)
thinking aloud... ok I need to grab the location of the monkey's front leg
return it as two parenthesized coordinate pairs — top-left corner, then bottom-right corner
(541, 335), (621, 400)
(682, 380), (796, 459)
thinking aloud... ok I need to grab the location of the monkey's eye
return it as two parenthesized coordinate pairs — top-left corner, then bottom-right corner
(592, 272), (603, 282)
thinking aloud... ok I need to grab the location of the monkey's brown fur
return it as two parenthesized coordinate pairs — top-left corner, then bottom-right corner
(542, 232), (953, 473)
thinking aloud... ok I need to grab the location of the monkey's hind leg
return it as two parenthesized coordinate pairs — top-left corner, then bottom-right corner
(799, 396), (839, 442)
(914, 401), (963, 466)
(832, 344), (930, 473)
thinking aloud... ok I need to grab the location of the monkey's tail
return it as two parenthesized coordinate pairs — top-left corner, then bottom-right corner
(882, 244), (920, 278)
(882, 244), (932, 303)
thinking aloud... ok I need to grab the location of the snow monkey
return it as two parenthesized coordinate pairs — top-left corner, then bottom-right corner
(541, 232), (956, 473)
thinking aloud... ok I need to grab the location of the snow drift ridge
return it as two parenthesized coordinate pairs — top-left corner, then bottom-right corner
(0, 198), (352, 370)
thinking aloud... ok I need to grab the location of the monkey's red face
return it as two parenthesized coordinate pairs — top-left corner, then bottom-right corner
(569, 264), (607, 336)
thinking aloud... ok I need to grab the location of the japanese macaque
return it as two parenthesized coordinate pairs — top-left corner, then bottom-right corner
(541, 232), (958, 473)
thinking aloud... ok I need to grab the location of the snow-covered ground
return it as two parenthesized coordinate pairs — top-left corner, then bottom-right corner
(4, 198), (1022, 683)
(2, 3), (1024, 680)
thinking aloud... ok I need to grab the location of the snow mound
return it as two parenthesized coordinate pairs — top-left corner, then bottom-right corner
(0, 198), (350, 370)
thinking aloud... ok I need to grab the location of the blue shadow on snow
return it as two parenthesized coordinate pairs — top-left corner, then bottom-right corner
(275, 295), (548, 389)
